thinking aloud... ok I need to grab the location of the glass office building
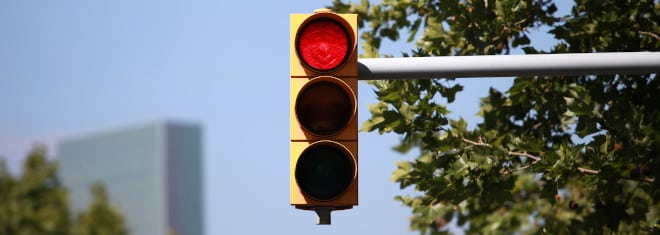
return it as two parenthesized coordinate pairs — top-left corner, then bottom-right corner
(58, 121), (203, 235)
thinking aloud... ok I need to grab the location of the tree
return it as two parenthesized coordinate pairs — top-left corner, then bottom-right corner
(72, 182), (129, 235)
(0, 146), (129, 235)
(329, 0), (660, 234)
(0, 146), (70, 235)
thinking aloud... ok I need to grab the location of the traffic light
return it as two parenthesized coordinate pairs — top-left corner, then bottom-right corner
(290, 9), (358, 224)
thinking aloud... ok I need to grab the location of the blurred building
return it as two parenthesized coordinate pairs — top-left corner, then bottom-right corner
(57, 121), (203, 235)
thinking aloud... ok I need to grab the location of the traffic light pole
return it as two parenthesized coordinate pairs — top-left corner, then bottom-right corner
(357, 52), (660, 80)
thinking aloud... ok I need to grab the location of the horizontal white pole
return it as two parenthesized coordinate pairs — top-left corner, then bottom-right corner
(357, 52), (660, 80)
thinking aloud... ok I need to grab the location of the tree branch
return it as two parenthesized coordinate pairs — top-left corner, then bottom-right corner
(462, 138), (541, 162)
(462, 138), (492, 147)
(641, 177), (655, 183)
(577, 167), (599, 174)
(639, 31), (660, 41)
(576, 167), (655, 183)
(508, 151), (541, 162)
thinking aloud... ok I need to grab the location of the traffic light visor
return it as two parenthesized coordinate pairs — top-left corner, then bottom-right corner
(295, 76), (356, 137)
(296, 17), (352, 72)
(295, 140), (355, 201)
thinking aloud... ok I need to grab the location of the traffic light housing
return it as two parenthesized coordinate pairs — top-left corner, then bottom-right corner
(290, 10), (358, 220)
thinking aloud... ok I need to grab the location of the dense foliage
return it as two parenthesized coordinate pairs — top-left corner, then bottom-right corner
(0, 146), (128, 235)
(330, 0), (660, 234)
(72, 183), (129, 235)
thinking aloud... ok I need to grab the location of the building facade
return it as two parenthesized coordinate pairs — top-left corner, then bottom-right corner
(57, 121), (203, 235)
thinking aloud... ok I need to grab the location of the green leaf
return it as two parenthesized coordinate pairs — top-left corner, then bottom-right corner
(392, 161), (411, 182)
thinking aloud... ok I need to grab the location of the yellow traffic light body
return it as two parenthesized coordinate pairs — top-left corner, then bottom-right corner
(290, 11), (358, 211)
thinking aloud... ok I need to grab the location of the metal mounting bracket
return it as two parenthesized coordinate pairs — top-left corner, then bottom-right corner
(313, 207), (333, 225)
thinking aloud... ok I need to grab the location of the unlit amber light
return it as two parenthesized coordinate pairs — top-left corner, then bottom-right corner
(295, 81), (352, 136)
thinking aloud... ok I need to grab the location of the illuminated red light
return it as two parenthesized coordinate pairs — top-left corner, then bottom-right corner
(296, 19), (350, 72)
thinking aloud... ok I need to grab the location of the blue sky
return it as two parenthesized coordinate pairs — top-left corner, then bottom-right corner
(0, 1), (570, 234)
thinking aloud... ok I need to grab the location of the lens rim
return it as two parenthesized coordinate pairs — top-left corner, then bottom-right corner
(294, 76), (357, 137)
(294, 140), (357, 201)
